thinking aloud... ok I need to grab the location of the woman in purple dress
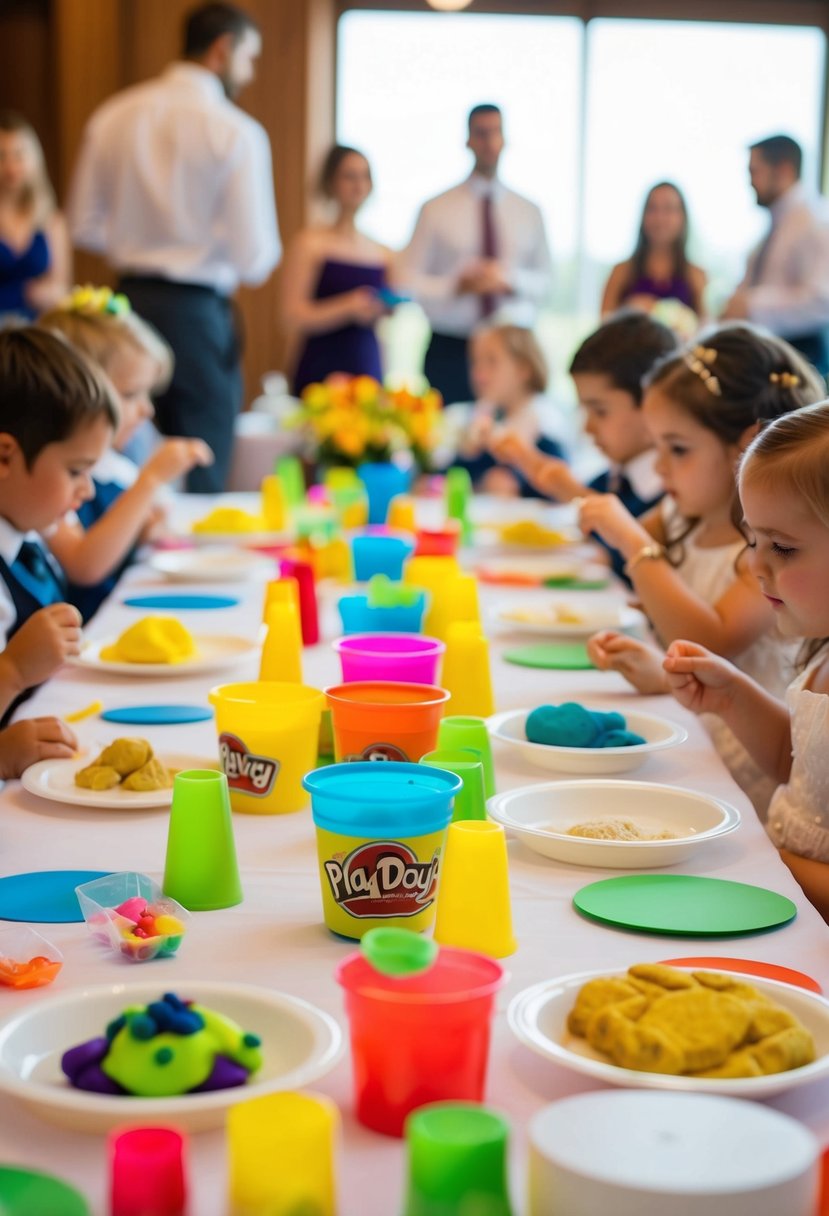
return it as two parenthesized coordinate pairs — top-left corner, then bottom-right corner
(0, 112), (70, 323)
(281, 146), (391, 394)
(601, 182), (707, 321)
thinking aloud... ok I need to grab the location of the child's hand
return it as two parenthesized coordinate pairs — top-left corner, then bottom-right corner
(460, 412), (495, 457)
(0, 717), (78, 780)
(138, 502), (168, 545)
(578, 494), (648, 554)
(0, 604), (83, 693)
(488, 429), (535, 469)
(587, 630), (669, 694)
(662, 640), (740, 715)
(479, 466), (521, 497)
(141, 438), (213, 488)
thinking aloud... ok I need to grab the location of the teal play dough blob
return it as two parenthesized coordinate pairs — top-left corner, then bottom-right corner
(526, 703), (645, 749)
(602, 728), (646, 747)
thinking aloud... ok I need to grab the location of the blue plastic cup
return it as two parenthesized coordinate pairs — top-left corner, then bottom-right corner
(358, 463), (413, 526)
(338, 593), (428, 635)
(304, 761), (460, 939)
(352, 533), (415, 582)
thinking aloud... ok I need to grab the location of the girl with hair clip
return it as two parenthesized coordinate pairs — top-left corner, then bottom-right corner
(0, 111), (71, 321)
(578, 323), (824, 814)
(39, 287), (212, 619)
(664, 401), (829, 922)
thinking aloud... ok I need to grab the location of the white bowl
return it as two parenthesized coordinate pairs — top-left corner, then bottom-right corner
(488, 707), (687, 775)
(0, 980), (342, 1132)
(487, 779), (740, 868)
(509, 967), (829, 1099)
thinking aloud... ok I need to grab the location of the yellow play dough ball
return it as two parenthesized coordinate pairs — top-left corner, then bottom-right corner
(100, 617), (197, 665)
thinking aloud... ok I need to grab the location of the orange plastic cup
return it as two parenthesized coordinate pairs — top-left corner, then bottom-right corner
(325, 681), (451, 763)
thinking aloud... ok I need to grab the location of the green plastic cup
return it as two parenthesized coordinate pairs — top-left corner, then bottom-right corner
(163, 770), (243, 911)
(419, 749), (487, 822)
(403, 1102), (513, 1216)
(438, 717), (496, 799)
(276, 454), (306, 506)
(0, 1167), (90, 1215)
(445, 467), (473, 544)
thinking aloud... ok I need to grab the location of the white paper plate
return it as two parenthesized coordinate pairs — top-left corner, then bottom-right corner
(493, 601), (645, 637)
(509, 967), (829, 1099)
(74, 634), (257, 678)
(487, 779), (739, 868)
(149, 548), (274, 584)
(21, 753), (220, 810)
(488, 707), (687, 775)
(188, 529), (291, 549)
(0, 980), (343, 1132)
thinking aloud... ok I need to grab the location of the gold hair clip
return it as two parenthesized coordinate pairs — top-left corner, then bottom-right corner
(769, 371), (801, 388)
(683, 345), (721, 396)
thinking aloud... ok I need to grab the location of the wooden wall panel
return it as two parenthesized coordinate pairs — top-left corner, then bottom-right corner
(0, 0), (55, 173)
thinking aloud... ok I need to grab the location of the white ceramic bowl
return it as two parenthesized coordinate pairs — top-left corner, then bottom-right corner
(487, 779), (740, 868)
(488, 707), (687, 775)
(0, 980), (343, 1132)
(509, 966), (829, 1099)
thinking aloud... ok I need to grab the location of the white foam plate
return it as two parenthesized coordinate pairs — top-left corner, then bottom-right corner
(487, 779), (740, 868)
(21, 753), (220, 810)
(74, 635), (257, 678)
(493, 600), (645, 637)
(0, 980), (343, 1132)
(149, 548), (274, 584)
(509, 967), (829, 1099)
(488, 707), (687, 775)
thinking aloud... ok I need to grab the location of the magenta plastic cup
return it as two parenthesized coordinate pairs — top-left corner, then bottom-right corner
(333, 633), (445, 685)
(335, 946), (504, 1137)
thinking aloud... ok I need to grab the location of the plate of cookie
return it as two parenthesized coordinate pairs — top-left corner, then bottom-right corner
(21, 737), (220, 810)
(508, 963), (829, 1098)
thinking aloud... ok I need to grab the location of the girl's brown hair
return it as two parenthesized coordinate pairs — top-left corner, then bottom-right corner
(39, 296), (173, 392)
(0, 110), (56, 225)
(318, 145), (371, 198)
(474, 323), (548, 395)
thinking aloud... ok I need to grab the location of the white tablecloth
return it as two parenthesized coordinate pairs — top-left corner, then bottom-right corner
(0, 497), (827, 1214)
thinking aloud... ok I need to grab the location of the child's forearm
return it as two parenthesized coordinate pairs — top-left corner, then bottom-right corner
(0, 653), (23, 716)
(780, 849), (829, 924)
(51, 475), (160, 584)
(718, 671), (792, 783)
(519, 450), (589, 502)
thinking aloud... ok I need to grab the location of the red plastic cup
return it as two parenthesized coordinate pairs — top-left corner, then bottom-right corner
(336, 946), (504, 1136)
(281, 557), (319, 645)
(414, 522), (461, 557)
(109, 1127), (187, 1216)
(325, 681), (450, 762)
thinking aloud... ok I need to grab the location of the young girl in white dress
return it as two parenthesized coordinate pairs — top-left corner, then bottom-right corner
(578, 324), (824, 814)
(663, 400), (829, 922)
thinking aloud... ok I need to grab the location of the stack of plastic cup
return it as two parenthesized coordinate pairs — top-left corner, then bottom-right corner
(0, 1168), (90, 1215)
(276, 454), (306, 507)
(109, 1127), (187, 1216)
(304, 761), (460, 938)
(438, 716), (496, 799)
(403, 1102), (513, 1216)
(262, 576), (300, 623)
(260, 473), (287, 531)
(358, 461), (412, 525)
(259, 600), (303, 683)
(334, 633), (445, 685)
(209, 681), (324, 813)
(403, 556), (461, 639)
(326, 681), (450, 762)
(352, 533), (415, 582)
(280, 557), (319, 644)
(445, 466), (473, 543)
(336, 944), (504, 1135)
(440, 621), (495, 717)
(433, 821), (517, 958)
(227, 1091), (338, 1216)
(419, 748), (487, 821)
(163, 770), (243, 910)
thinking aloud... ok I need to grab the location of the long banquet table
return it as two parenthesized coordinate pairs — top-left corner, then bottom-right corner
(0, 494), (827, 1214)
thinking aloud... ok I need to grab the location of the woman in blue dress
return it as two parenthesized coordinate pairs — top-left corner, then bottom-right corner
(281, 145), (391, 394)
(0, 112), (70, 323)
(600, 182), (707, 322)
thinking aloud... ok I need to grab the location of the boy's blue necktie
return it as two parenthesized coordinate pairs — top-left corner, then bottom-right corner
(11, 541), (65, 606)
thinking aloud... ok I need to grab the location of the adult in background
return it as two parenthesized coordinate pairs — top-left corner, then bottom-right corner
(601, 182), (707, 322)
(68, 2), (281, 492)
(0, 112), (71, 324)
(398, 104), (552, 404)
(281, 145), (390, 395)
(722, 134), (829, 376)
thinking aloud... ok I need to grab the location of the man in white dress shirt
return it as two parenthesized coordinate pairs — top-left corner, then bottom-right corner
(399, 104), (552, 404)
(68, 2), (281, 491)
(722, 134), (829, 376)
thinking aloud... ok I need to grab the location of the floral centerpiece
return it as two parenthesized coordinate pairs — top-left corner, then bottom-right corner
(288, 374), (442, 470)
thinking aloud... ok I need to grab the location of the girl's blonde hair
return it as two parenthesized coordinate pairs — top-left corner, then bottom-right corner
(0, 111), (56, 226)
(39, 288), (173, 392)
(474, 323), (548, 394)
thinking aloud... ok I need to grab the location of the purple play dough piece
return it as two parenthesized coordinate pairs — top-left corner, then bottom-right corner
(62, 1038), (126, 1095)
(189, 1055), (250, 1092)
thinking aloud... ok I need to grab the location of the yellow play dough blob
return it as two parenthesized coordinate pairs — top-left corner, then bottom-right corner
(192, 507), (265, 534)
(100, 617), (197, 665)
(499, 520), (570, 546)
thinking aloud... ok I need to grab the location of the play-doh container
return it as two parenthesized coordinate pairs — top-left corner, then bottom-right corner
(208, 681), (324, 814)
(333, 634), (445, 685)
(325, 681), (451, 763)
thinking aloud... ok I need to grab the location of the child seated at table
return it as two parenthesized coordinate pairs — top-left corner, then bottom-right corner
(488, 312), (678, 577)
(664, 401), (829, 923)
(39, 287), (213, 619)
(0, 325), (117, 755)
(581, 323), (823, 814)
(447, 323), (567, 496)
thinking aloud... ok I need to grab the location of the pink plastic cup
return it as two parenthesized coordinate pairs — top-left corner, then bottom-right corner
(333, 633), (445, 685)
(336, 946), (504, 1137)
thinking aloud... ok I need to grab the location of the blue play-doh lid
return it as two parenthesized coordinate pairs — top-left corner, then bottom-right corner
(303, 762), (461, 837)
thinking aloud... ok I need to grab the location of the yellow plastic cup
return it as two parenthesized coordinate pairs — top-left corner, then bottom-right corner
(440, 621), (495, 717)
(388, 495), (417, 533)
(261, 473), (287, 531)
(259, 602), (302, 683)
(262, 577), (300, 623)
(227, 1091), (338, 1216)
(208, 681), (324, 814)
(404, 556), (462, 639)
(433, 822), (517, 958)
